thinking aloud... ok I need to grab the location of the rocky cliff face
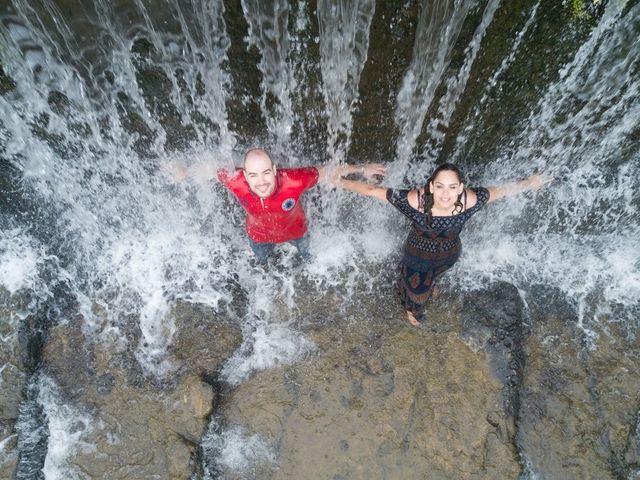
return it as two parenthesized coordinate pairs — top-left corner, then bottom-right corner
(4, 278), (640, 479)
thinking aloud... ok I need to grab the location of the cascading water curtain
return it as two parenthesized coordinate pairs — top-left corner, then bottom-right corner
(456, 0), (640, 340)
(241, 0), (296, 160)
(1, 0), (241, 377)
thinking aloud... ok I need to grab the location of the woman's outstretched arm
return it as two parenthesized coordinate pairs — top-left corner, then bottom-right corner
(317, 163), (386, 183)
(164, 160), (220, 182)
(487, 173), (552, 203)
(339, 179), (389, 202)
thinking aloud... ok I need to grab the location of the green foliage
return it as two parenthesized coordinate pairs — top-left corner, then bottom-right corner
(0, 65), (17, 95)
(566, 0), (606, 22)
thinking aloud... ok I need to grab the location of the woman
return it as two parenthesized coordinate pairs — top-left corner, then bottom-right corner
(339, 163), (551, 326)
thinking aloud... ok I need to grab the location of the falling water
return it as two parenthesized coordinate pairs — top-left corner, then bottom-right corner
(455, 0), (640, 341)
(391, 0), (474, 181)
(18, 375), (96, 480)
(317, 0), (375, 163)
(419, 0), (501, 168)
(452, 0), (542, 159)
(1, 0), (639, 478)
(1, 0), (240, 376)
(307, 0), (384, 257)
(241, 0), (295, 158)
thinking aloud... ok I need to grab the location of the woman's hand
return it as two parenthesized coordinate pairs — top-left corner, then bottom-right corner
(162, 161), (188, 182)
(526, 172), (554, 191)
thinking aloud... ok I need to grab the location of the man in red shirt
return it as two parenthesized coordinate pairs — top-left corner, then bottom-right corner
(174, 148), (385, 264)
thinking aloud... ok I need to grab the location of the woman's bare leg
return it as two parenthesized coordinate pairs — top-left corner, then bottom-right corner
(406, 310), (421, 326)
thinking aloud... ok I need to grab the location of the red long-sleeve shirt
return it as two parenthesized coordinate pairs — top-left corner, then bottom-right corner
(217, 167), (319, 243)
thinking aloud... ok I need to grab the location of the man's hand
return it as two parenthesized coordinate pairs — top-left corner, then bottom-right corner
(360, 163), (386, 182)
(163, 161), (221, 182)
(324, 167), (344, 187)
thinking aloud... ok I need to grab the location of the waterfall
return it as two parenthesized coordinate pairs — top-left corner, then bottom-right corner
(419, 0), (501, 172)
(1, 0), (238, 375)
(2, 0), (640, 478)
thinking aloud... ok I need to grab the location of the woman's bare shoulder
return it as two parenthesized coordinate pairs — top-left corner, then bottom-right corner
(464, 188), (478, 210)
(407, 189), (422, 210)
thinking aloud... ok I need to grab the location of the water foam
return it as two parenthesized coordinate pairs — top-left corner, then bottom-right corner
(38, 376), (96, 480)
(201, 420), (276, 479)
(0, 228), (45, 296)
(15, 375), (96, 480)
(221, 317), (316, 386)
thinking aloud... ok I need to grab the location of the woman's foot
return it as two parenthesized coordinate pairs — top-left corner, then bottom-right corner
(406, 311), (422, 326)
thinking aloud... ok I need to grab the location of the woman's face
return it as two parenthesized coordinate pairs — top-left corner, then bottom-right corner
(429, 170), (464, 211)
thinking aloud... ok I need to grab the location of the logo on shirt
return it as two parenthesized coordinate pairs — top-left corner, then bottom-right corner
(281, 198), (296, 211)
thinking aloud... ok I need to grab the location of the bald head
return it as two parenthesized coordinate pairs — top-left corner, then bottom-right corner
(244, 148), (273, 169)
(243, 148), (277, 198)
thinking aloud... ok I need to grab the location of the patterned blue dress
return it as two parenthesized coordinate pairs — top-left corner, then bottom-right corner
(386, 187), (490, 322)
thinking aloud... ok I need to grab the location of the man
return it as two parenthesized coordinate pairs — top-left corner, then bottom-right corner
(173, 148), (385, 264)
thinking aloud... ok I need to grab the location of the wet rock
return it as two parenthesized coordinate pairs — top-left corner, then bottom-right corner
(517, 312), (611, 478)
(70, 374), (212, 479)
(516, 289), (640, 480)
(583, 320), (640, 477)
(170, 300), (244, 378)
(218, 301), (521, 479)
(460, 282), (526, 418)
(214, 277), (640, 479)
(40, 301), (242, 479)
(0, 288), (30, 478)
(0, 65), (17, 95)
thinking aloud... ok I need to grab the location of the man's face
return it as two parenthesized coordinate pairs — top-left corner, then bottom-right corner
(244, 151), (277, 198)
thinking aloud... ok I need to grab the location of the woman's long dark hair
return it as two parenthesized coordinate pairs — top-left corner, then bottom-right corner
(420, 163), (465, 223)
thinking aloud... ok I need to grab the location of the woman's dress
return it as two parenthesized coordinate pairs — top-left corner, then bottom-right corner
(386, 187), (490, 322)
